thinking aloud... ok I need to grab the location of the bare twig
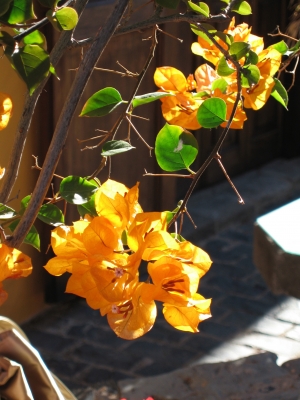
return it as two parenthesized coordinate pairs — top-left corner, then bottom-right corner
(144, 171), (193, 178)
(31, 156), (64, 180)
(70, 11), (230, 49)
(126, 117), (153, 151)
(214, 153), (244, 204)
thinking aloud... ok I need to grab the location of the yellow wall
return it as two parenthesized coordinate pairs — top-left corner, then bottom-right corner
(0, 52), (48, 323)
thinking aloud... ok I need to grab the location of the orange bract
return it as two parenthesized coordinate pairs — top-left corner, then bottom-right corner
(0, 244), (32, 305)
(0, 93), (13, 131)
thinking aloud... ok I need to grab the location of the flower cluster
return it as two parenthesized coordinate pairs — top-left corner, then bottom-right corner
(154, 18), (282, 130)
(0, 244), (32, 305)
(45, 180), (212, 340)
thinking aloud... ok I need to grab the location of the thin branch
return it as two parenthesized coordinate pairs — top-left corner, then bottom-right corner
(0, 0), (89, 204)
(286, 55), (299, 91)
(87, 156), (107, 180)
(268, 25), (298, 42)
(8, 0), (129, 249)
(126, 117), (153, 151)
(93, 66), (138, 78)
(214, 153), (244, 204)
(70, 11), (230, 49)
(31, 155), (64, 180)
(144, 171), (193, 178)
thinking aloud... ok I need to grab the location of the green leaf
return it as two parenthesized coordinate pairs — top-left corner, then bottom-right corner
(80, 87), (123, 117)
(54, 7), (78, 31)
(0, 204), (16, 220)
(217, 56), (235, 76)
(155, 124), (198, 172)
(214, 32), (232, 48)
(241, 65), (260, 88)
(244, 50), (258, 66)
(155, 0), (180, 9)
(229, 41), (250, 60)
(193, 91), (210, 98)
(20, 195), (31, 214)
(102, 140), (135, 156)
(9, 219), (40, 251)
(77, 192), (98, 218)
(197, 98), (227, 128)
(232, 0), (252, 15)
(49, 63), (59, 79)
(0, 0), (36, 24)
(170, 232), (186, 242)
(190, 23), (217, 45)
(271, 78), (288, 109)
(11, 44), (50, 95)
(220, 0), (229, 3)
(38, 203), (64, 226)
(0, 0), (13, 16)
(132, 92), (174, 108)
(121, 229), (128, 246)
(59, 176), (99, 205)
(269, 40), (289, 55)
(38, 0), (59, 9)
(188, 2), (210, 17)
(23, 30), (47, 50)
(166, 211), (176, 225)
(288, 39), (300, 53)
(211, 78), (228, 93)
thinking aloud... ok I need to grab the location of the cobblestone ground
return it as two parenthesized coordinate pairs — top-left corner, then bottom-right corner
(22, 221), (300, 399)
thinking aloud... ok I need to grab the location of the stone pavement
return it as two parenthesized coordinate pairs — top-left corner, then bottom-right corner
(21, 157), (300, 400)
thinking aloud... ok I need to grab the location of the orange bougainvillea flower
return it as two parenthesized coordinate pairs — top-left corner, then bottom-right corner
(107, 282), (157, 340)
(95, 179), (142, 230)
(163, 294), (211, 332)
(127, 211), (168, 253)
(154, 67), (202, 130)
(242, 75), (275, 110)
(0, 244), (32, 305)
(0, 167), (5, 180)
(0, 93), (13, 131)
(192, 18), (264, 66)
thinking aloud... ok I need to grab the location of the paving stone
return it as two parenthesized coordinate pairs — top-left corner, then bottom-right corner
(216, 295), (275, 317)
(248, 316), (293, 337)
(23, 328), (76, 354)
(205, 274), (267, 299)
(218, 226), (253, 244)
(197, 320), (239, 340)
(285, 326), (300, 341)
(219, 310), (261, 330)
(80, 366), (133, 385)
(65, 343), (137, 371)
(182, 334), (222, 353)
(124, 340), (197, 376)
(190, 342), (258, 366)
(274, 308), (300, 325)
(42, 355), (89, 379)
(232, 332), (300, 365)
(67, 324), (126, 349)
